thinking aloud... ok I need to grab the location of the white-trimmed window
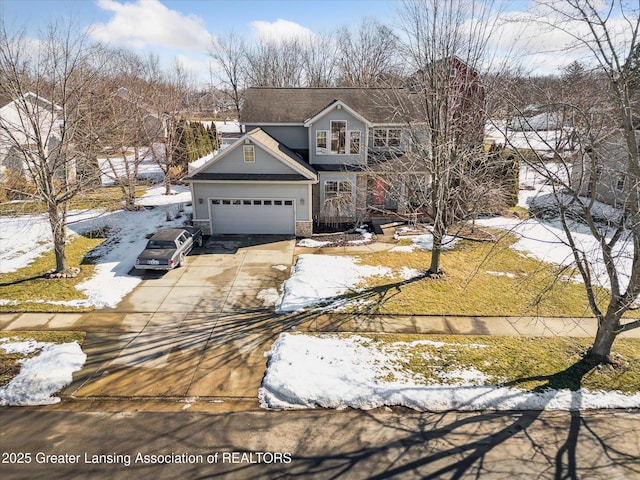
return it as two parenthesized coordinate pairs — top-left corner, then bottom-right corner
(243, 145), (255, 162)
(349, 130), (361, 154)
(374, 128), (402, 148)
(316, 130), (328, 155)
(330, 120), (347, 154)
(325, 180), (353, 198)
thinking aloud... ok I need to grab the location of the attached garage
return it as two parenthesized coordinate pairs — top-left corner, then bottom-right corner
(209, 198), (295, 234)
(186, 128), (317, 237)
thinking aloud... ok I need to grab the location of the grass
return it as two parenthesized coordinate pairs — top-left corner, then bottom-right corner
(0, 185), (148, 216)
(350, 231), (636, 318)
(0, 235), (106, 313)
(351, 333), (640, 394)
(0, 331), (85, 387)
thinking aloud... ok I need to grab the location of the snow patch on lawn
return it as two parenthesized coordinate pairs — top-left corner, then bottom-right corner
(276, 255), (391, 312)
(298, 238), (332, 248)
(0, 341), (86, 406)
(391, 234), (460, 252)
(259, 334), (640, 411)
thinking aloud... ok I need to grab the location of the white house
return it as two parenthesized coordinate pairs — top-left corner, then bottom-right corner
(0, 92), (65, 179)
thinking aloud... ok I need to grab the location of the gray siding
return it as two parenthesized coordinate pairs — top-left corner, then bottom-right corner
(202, 143), (299, 176)
(244, 125), (308, 150)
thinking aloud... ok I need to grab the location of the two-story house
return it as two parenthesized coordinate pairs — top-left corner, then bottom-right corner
(187, 58), (491, 237)
(187, 87), (424, 236)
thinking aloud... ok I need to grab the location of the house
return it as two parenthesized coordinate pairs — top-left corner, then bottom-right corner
(570, 127), (638, 208)
(0, 92), (65, 180)
(187, 67), (487, 236)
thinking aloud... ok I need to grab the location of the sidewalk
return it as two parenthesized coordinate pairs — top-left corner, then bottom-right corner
(2, 310), (638, 411)
(3, 310), (639, 337)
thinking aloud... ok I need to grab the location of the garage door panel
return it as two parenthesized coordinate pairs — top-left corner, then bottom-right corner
(210, 199), (295, 234)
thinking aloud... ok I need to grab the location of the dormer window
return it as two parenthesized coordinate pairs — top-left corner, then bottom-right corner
(243, 145), (255, 162)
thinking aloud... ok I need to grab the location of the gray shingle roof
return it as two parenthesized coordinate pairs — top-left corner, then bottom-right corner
(240, 88), (417, 124)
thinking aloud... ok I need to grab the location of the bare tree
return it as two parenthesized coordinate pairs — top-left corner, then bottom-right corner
(0, 21), (104, 274)
(502, 0), (640, 363)
(301, 32), (338, 87)
(208, 30), (247, 118)
(376, 0), (508, 275)
(336, 18), (402, 87)
(92, 48), (151, 210)
(140, 57), (193, 195)
(245, 37), (305, 87)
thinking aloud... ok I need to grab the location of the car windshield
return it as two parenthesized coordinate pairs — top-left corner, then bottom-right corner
(146, 240), (176, 249)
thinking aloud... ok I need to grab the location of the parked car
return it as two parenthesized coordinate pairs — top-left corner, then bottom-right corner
(134, 227), (203, 270)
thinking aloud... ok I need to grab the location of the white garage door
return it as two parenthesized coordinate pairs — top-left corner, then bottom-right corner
(210, 198), (295, 234)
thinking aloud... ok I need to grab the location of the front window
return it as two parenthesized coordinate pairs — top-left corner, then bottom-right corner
(316, 130), (327, 155)
(243, 145), (255, 162)
(331, 121), (346, 154)
(325, 180), (353, 198)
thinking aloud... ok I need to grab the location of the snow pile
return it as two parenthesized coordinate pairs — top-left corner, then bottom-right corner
(297, 238), (332, 248)
(276, 255), (391, 312)
(391, 233), (460, 252)
(259, 333), (640, 411)
(0, 340), (86, 406)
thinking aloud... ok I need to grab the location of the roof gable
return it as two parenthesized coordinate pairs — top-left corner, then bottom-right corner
(303, 100), (373, 127)
(186, 127), (317, 181)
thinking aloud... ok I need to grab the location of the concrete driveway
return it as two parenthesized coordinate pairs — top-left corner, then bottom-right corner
(114, 234), (295, 314)
(64, 235), (297, 403)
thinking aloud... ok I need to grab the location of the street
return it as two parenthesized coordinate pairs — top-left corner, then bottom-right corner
(1, 407), (639, 479)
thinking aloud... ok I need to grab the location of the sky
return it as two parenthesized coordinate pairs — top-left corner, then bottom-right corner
(0, 1), (636, 85)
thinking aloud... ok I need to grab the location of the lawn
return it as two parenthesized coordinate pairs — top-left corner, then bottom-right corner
(358, 334), (640, 394)
(0, 185), (148, 216)
(350, 232), (633, 317)
(0, 235), (106, 312)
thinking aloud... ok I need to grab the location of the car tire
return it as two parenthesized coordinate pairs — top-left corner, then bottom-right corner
(178, 253), (185, 267)
(197, 237), (203, 247)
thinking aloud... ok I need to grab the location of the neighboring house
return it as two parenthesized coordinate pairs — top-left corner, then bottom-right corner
(187, 65), (485, 236)
(570, 128), (638, 208)
(0, 92), (65, 180)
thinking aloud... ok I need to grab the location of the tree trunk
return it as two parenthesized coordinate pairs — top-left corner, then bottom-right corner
(587, 314), (619, 363)
(48, 204), (68, 273)
(429, 222), (444, 275)
(164, 174), (172, 195)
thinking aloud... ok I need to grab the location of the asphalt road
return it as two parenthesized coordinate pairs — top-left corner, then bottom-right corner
(1, 407), (639, 479)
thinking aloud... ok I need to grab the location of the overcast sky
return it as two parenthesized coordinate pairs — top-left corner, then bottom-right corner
(1, 0), (635, 84)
